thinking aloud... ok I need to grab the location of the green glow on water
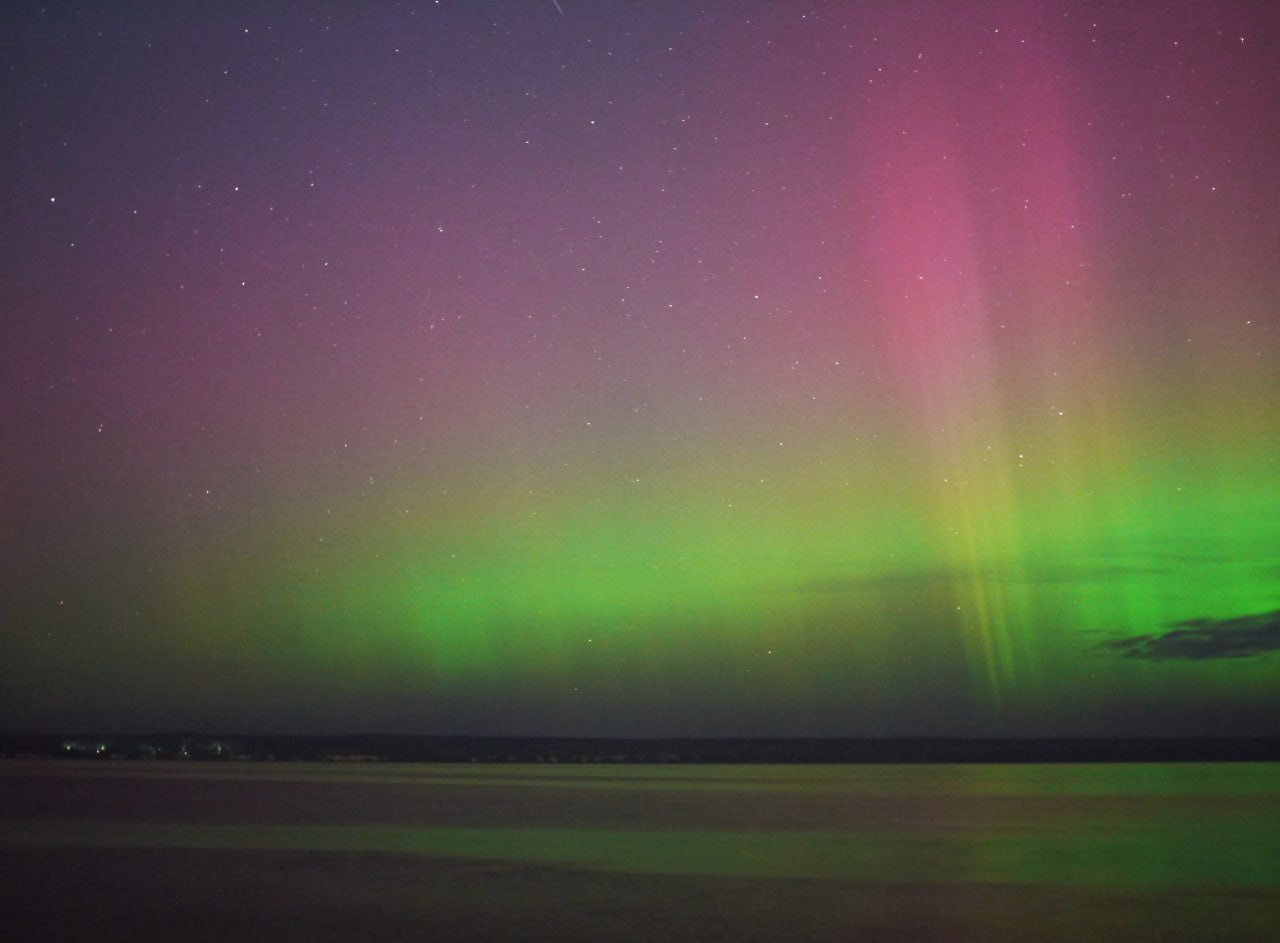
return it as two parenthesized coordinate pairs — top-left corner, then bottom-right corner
(5, 764), (1279, 889)
(5, 815), (1278, 889)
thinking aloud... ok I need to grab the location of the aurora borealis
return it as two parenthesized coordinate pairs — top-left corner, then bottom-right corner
(2, 1), (1277, 736)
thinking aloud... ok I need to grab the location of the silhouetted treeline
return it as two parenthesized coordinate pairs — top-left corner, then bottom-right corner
(1, 733), (1277, 763)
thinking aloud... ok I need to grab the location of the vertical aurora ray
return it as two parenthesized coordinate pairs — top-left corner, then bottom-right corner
(856, 19), (1059, 702)
(838, 1), (1280, 712)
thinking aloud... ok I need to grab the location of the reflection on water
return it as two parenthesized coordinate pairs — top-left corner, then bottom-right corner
(3, 761), (1278, 888)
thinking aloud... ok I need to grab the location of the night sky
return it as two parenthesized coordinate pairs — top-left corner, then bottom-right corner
(3, 1), (1278, 737)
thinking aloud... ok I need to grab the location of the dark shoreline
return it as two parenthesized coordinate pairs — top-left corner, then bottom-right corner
(2, 733), (1277, 764)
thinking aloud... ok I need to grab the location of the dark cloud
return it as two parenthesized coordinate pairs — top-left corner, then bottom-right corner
(792, 563), (1160, 596)
(1099, 611), (1280, 661)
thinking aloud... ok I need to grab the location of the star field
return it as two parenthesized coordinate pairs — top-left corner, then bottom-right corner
(2, 1), (1278, 735)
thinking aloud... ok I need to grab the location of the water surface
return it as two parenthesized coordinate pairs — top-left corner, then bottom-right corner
(3, 760), (1276, 941)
